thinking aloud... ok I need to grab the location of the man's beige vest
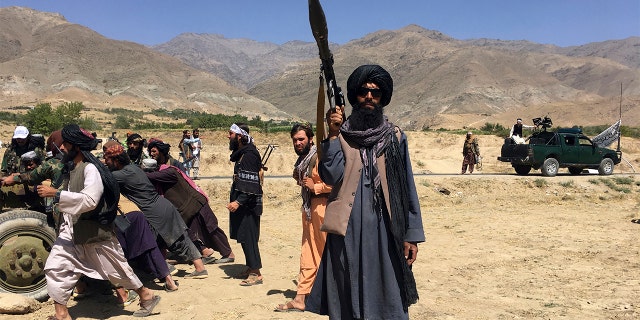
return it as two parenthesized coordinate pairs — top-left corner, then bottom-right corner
(321, 134), (394, 236)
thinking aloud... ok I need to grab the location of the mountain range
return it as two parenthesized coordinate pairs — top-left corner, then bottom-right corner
(1, 6), (639, 130)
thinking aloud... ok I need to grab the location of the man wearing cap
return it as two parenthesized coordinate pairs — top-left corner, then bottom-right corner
(227, 123), (264, 286)
(36, 124), (160, 319)
(2, 130), (65, 221)
(305, 65), (424, 319)
(1, 125), (45, 176)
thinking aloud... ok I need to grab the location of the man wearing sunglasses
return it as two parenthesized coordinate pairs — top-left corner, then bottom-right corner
(306, 65), (425, 320)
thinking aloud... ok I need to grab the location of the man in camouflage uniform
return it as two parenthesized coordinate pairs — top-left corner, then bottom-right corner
(2, 130), (65, 223)
(1, 126), (45, 176)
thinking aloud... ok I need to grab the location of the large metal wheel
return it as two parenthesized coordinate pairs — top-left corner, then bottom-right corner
(0, 210), (55, 301)
(514, 165), (531, 175)
(598, 158), (614, 176)
(541, 158), (559, 177)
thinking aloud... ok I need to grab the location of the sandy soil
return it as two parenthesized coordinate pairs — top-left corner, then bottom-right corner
(1, 130), (639, 319)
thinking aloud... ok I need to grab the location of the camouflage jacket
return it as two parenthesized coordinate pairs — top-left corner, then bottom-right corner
(1, 145), (45, 176)
(13, 157), (65, 189)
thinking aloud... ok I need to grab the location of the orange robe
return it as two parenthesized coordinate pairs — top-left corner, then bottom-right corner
(297, 161), (331, 295)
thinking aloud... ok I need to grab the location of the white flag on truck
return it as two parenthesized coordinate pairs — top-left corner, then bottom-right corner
(592, 119), (621, 147)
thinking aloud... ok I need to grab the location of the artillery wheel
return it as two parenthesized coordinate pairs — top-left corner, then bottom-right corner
(0, 210), (55, 301)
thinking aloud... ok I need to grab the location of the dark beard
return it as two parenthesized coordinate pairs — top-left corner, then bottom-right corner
(295, 142), (311, 156)
(62, 148), (79, 172)
(349, 103), (384, 131)
(127, 148), (142, 162)
(229, 137), (239, 151)
(62, 148), (78, 163)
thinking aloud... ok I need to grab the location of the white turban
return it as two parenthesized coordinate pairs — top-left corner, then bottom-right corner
(230, 124), (253, 144)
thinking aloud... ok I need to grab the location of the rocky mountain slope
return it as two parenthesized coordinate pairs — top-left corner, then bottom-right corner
(0, 7), (291, 120)
(1, 7), (639, 130)
(247, 25), (640, 129)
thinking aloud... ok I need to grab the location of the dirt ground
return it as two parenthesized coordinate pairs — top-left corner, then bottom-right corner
(1, 130), (639, 319)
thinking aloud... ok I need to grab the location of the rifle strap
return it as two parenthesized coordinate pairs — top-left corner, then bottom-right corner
(316, 74), (326, 158)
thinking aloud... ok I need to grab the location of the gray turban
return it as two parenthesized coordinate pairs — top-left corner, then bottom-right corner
(346, 64), (393, 107)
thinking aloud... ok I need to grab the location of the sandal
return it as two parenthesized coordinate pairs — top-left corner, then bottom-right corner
(132, 295), (161, 317)
(120, 289), (139, 307)
(164, 280), (179, 292)
(213, 256), (235, 264)
(274, 301), (304, 312)
(239, 273), (263, 286)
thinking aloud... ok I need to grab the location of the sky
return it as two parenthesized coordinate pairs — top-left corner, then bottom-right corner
(1, 0), (638, 47)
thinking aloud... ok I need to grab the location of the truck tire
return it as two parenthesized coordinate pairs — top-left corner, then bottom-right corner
(541, 158), (559, 177)
(514, 165), (531, 175)
(0, 210), (56, 301)
(568, 166), (583, 175)
(598, 158), (614, 175)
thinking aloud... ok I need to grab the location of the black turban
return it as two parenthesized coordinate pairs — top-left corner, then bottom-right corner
(126, 133), (143, 144)
(61, 124), (99, 151)
(147, 138), (170, 155)
(60, 124), (120, 224)
(346, 64), (393, 107)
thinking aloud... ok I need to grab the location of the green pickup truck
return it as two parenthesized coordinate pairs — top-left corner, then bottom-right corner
(497, 128), (622, 177)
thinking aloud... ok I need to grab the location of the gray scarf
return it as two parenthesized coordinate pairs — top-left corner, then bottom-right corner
(340, 116), (394, 190)
(293, 145), (317, 220)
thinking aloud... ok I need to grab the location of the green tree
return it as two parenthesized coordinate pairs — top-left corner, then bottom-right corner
(55, 102), (84, 125)
(24, 101), (86, 134)
(114, 115), (131, 129)
(24, 103), (57, 134)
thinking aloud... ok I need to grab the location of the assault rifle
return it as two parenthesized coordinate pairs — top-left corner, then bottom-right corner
(308, 0), (344, 148)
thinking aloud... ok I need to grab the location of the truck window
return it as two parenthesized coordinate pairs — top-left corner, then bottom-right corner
(578, 137), (592, 147)
(564, 136), (576, 146)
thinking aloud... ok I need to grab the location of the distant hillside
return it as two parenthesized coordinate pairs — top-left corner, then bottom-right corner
(246, 25), (640, 129)
(1, 7), (638, 131)
(0, 6), (291, 121)
(153, 33), (328, 91)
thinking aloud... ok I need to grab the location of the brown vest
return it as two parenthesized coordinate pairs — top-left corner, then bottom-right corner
(321, 130), (397, 236)
(160, 168), (207, 224)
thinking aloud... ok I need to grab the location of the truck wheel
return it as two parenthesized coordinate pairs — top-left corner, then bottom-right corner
(0, 210), (56, 301)
(541, 158), (559, 177)
(598, 158), (614, 175)
(514, 165), (531, 175)
(568, 166), (583, 175)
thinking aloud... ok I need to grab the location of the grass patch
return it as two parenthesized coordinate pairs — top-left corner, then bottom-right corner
(559, 180), (574, 188)
(612, 176), (634, 185)
(600, 178), (632, 194)
(534, 178), (548, 188)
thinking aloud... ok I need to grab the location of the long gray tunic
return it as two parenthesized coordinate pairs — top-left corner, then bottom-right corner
(306, 133), (425, 320)
(112, 164), (187, 246)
